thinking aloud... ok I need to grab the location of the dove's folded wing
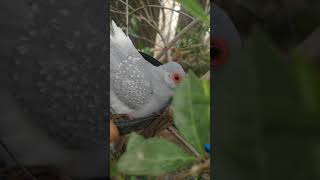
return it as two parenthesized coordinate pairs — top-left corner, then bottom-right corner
(110, 21), (159, 111)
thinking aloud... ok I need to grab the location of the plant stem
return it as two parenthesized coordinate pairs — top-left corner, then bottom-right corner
(155, 19), (200, 60)
(167, 126), (200, 158)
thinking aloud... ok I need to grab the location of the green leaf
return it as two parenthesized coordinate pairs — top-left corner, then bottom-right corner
(117, 133), (195, 176)
(126, 132), (144, 151)
(213, 28), (320, 179)
(201, 80), (210, 97)
(291, 51), (320, 114)
(110, 161), (118, 177)
(172, 71), (210, 156)
(179, 0), (209, 25)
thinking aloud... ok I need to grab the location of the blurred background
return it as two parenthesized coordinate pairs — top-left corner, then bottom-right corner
(213, 1), (320, 180)
(110, 0), (210, 77)
(216, 0), (320, 52)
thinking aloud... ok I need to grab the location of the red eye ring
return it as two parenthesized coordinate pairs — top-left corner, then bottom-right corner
(211, 38), (230, 69)
(170, 72), (182, 84)
(174, 74), (180, 80)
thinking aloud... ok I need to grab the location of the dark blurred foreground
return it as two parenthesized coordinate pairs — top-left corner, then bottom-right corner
(213, 1), (320, 180)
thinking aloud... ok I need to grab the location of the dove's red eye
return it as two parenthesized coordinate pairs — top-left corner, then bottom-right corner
(171, 72), (182, 85)
(211, 38), (229, 69)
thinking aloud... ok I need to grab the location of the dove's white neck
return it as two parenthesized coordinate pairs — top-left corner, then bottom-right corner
(153, 68), (175, 97)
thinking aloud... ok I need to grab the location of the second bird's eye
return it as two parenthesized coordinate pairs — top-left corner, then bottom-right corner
(211, 46), (220, 60)
(174, 74), (180, 81)
(211, 38), (229, 69)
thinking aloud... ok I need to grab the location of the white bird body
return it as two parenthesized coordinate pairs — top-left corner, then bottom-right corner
(110, 21), (185, 118)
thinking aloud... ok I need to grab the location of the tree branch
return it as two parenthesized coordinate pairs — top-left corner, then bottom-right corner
(155, 19), (200, 60)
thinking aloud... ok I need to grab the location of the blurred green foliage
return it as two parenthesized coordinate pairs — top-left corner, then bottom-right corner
(217, 0), (320, 50)
(213, 28), (320, 180)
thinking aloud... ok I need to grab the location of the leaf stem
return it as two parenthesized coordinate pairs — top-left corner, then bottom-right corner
(167, 126), (200, 158)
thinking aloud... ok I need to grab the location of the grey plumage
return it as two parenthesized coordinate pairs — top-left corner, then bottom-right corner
(110, 21), (186, 118)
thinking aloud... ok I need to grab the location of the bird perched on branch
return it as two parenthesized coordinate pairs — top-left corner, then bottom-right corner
(110, 21), (186, 119)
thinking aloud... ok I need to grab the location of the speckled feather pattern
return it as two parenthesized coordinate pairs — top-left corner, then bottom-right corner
(109, 21), (186, 118)
(111, 54), (153, 110)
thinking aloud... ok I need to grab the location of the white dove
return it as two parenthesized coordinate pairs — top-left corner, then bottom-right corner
(110, 21), (186, 119)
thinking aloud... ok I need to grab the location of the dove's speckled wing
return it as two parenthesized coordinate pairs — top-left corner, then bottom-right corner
(110, 21), (157, 111)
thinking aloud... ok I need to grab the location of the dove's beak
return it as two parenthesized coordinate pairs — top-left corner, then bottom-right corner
(170, 72), (183, 85)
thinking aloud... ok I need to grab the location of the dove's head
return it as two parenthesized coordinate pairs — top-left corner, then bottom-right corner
(212, 4), (241, 68)
(160, 62), (186, 89)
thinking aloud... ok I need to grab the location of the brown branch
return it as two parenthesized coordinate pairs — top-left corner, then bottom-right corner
(137, 16), (167, 53)
(167, 126), (201, 158)
(175, 159), (210, 180)
(0, 140), (38, 180)
(129, 5), (195, 20)
(155, 19), (200, 60)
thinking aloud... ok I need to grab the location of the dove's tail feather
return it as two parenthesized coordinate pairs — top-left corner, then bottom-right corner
(110, 20), (140, 58)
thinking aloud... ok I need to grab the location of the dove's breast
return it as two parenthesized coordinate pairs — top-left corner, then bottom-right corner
(110, 54), (155, 111)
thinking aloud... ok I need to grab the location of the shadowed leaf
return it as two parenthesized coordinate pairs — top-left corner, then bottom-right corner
(117, 133), (195, 176)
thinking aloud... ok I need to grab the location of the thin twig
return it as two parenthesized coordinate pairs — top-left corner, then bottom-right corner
(131, 34), (156, 45)
(0, 140), (38, 180)
(176, 159), (210, 180)
(110, 9), (126, 15)
(155, 19), (200, 59)
(137, 16), (167, 52)
(118, 0), (134, 10)
(125, 0), (129, 35)
(167, 126), (200, 158)
(129, 5), (195, 20)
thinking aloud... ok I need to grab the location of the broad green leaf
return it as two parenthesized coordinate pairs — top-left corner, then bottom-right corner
(126, 132), (144, 151)
(110, 160), (124, 180)
(201, 80), (210, 97)
(179, 0), (209, 25)
(117, 133), (195, 176)
(172, 71), (210, 156)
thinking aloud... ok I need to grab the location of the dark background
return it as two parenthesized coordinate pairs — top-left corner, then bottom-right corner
(212, 0), (320, 180)
(0, 0), (109, 179)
